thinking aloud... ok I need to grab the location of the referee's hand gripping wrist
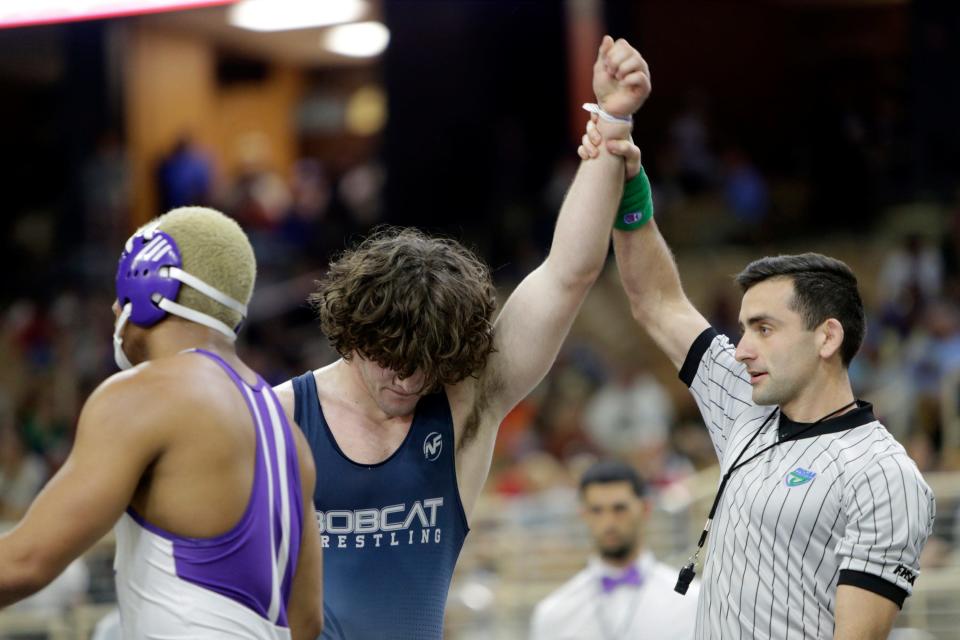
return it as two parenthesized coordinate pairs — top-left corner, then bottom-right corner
(578, 116), (642, 180)
(595, 117), (632, 142)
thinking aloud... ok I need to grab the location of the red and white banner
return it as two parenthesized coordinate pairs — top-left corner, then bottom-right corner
(0, 0), (234, 29)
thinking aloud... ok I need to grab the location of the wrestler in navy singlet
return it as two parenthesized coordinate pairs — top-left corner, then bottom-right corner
(292, 371), (469, 640)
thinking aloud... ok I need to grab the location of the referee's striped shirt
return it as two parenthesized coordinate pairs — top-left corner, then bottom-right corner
(679, 328), (935, 640)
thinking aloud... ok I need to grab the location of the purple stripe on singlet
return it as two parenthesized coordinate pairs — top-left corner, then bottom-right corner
(249, 383), (304, 609)
(125, 349), (302, 627)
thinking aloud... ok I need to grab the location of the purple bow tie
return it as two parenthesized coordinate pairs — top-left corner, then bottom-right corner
(601, 565), (643, 594)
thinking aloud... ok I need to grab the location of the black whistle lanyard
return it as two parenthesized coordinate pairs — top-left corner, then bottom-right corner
(674, 399), (858, 595)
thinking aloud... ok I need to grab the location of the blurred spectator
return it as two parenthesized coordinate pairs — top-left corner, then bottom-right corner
(492, 397), (540, 463)
(8, 299), (54, 370)
(721, 147), (769, 227)
(584, 363), (694, 490)
(0, 421), (49, 521)
(276, 158), (336, 259)
(535, 360), (595, 461)
(520, 452), (577, 501)
(706, 289), (739, 340)
(668, 92), (715, 195)
(880, 233), (944, 300)
(156, 134), (214, 212)
(878, 234), (944, 335)
(18, 384), (74, 470)
(672, 421), (717, 470)
(583, 364), (676, 479)
(538, 395), (593, 462)
(904, 301), (960, 401)
(340, 161), (386, 228)
(226, 131), (291, 231)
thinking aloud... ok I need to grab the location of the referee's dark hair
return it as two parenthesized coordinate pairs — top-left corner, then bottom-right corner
(579, 460), (647, 498)
(735, 252), (866, 367)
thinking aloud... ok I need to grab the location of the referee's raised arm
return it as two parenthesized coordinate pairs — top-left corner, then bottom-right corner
(578, 125), (710, 370)
(612, 217), (710, 370)
(579, 117), (750, 461)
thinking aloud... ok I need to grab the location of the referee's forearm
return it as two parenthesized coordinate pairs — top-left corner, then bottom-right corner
(833, 584), (900, 640)
(614, 220), (686, 323)
(613, 220), (707, 368)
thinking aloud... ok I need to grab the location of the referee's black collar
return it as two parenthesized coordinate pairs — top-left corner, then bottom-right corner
(778, 401), (876, 441)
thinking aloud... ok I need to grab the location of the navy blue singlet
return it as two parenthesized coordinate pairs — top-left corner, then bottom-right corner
(292, 372), (469, 640)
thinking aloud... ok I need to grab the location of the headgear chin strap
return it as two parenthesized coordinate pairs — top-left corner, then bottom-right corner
(113, 224), (248, 370)
(113, 302), (135, 371)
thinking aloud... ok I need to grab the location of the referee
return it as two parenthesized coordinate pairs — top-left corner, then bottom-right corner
(577, 124), (935, 638)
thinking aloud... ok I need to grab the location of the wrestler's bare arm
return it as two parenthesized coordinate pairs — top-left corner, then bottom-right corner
(0, 371), (167, 606)
(450, 37), (652, 517)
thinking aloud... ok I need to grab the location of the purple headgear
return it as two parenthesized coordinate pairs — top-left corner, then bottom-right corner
(112, 223), (248, 370)
(116, 230), (183, 327)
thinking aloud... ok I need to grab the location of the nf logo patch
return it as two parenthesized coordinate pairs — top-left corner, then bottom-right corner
(423, 432), (443, 461)
(785, 467), (817, 487)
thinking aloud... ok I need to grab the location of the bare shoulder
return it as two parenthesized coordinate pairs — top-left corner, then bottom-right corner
(80, 368), (148, 430)
(96, 354), (245, 430)
(140, 354), (235, 404)
(273, 365), (332, 420)
(76, 359), (201, 449)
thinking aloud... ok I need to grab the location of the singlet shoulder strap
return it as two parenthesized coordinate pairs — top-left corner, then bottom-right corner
(291, 371), (322, 441)
(188, 348), (262, 390)
(419, 391), (455, 436)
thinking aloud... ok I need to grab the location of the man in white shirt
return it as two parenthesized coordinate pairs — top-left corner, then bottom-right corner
(530, 461), (699, 640)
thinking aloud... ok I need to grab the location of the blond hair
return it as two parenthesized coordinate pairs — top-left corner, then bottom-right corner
(151, 206), (256, 330)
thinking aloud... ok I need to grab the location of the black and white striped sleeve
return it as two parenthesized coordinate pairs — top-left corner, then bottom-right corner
(835, 454), (936, 607)
(678, 327), (754, 460)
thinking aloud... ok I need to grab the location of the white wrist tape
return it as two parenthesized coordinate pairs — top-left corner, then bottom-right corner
(582, 103), (633, 125)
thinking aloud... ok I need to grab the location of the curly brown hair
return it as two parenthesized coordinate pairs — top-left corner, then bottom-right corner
(309, 227), (498, 391)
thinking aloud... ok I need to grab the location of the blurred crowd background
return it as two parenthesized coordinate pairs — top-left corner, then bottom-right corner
(0, 0), (959, 638)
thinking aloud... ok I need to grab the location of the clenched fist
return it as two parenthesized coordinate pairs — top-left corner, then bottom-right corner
(592, 36), (651, 118)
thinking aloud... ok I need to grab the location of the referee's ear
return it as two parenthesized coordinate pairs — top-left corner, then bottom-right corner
(817, 318), (845, 362)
